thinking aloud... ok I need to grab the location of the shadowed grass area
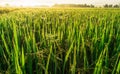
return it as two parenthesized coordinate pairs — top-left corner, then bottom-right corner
(0, 8), (120, 74)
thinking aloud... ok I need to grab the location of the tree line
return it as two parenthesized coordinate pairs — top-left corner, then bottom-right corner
(104, 4), (120, 8)
(53, 4), (95, 8)
(53, 4), (120, 8)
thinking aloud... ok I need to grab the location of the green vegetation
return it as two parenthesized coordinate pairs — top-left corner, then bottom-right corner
(0, 8), (120, 74)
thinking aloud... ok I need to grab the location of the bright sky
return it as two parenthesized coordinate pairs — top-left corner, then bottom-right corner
(0, 0), (119, 6)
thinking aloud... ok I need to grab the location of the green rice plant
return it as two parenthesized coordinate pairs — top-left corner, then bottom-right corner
(12, 21), (22, 74)
(21, 47), (25, 74)
(116, 60), (120, 73)
(1, 30), (10, 58)
(63, 40), (74, 74)
(112, 47), (120, 74)
(45, 45), (52, 74)
(71, 45), (76, 74)
(94, 44), (108, 74)
(0, 8), (120, 74)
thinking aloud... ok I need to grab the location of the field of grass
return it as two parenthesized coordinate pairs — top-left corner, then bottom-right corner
(0, 8), (120, 74)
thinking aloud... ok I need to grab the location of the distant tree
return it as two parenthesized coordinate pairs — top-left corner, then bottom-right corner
(113, 4), (119, 8)
(84, 4), (87, 7)
(90, 4), (94, 8)
(108, 4), (113, 8)
(104, 4), (109, 8)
